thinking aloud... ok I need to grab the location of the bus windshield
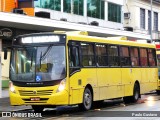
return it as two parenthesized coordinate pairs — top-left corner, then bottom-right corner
(10, 45), (66, 82)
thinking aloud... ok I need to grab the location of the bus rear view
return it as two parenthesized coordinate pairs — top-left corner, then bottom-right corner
(9, 33), (68, 112)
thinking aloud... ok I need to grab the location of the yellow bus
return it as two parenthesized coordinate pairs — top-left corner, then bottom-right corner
(7, 31), (158, 112)
(156, 50), (160, 95)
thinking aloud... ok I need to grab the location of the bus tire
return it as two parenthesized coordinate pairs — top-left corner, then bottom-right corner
(78, 87), (92, 111)
(123, 83), (140, 103)
(156, 90), (160, 95)
(32, 105), (44, 113)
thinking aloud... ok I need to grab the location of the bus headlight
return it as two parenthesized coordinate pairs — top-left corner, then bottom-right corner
(9, 81), (16, 93)
(57, 79), (66, 92)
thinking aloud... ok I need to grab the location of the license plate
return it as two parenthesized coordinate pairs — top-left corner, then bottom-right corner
(30, 97), (40, 101)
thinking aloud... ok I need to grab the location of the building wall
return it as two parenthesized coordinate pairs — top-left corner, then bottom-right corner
(22, 8), (34, 16)
(0, 0), (125, 30)
(34, 8), (123, 30)
(0, 0), (34, 16)
(0, 0), (16, 12)
(107, 0), (124, 5)
(1, 52), (10, 80)
(18, 1), (34, 16)
(124, 0), (160, 39)
(33, 0), (124, 30)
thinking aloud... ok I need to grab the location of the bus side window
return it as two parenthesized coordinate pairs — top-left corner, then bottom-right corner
(69, 43), (80, 75)
(69, 46), (80, 67)
(130, 47), (140, 67)
(148, 49), (156, 66)
(96, 44), (108, 66)
(108, 45), (120, 66)
(120, 46), (131, 66)
(81, 43), (95, 67)
(140, 48), (148, 67)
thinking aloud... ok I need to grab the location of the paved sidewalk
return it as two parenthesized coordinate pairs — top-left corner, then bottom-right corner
(0, 89), (31, 112)
(1, 89), (9, 98)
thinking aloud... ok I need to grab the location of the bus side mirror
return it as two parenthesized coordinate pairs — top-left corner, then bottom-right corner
(4, 49), (8, 60)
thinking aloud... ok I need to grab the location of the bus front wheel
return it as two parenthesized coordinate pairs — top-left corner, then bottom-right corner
(32, 105), (44, 113)
(78, 87), (93, 111)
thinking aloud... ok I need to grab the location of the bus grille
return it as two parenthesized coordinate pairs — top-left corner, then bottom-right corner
(19, 90), (53, 96)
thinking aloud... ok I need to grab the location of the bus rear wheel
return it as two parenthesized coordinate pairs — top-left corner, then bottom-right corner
(132, 83), (140, 102)
(123, 83), (140, 103)
(78, 87), (92, 111)
(32, 105), (44, 113)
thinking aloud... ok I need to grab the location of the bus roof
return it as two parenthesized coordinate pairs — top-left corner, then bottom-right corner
(15, 31), (155, 48)
(65, 31), (155, 48)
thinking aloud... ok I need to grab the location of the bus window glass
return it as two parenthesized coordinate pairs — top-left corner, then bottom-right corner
(148, 49), (156, 66)
(36, 46), (66, 80)
(69, 46), (80, 67)
(120, 46), (131, 66)
(108, 45), (120, 66)
(10, 45), (66, 82)
(10, 48), (36, 81)
(81, 43), (95, 66)
(140, 48), (148, 66)
(157, 53), (160, 76)
(69, 44), (80, 74)
(96, 44), (108, 66)
(130, 47), (140, 66)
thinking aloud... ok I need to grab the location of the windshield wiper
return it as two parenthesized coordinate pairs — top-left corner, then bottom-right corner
(39, 46), (52, 70)
(40, 46), (52, 60)
(31, 52), (33, 68)
(40, 51), (42, 69)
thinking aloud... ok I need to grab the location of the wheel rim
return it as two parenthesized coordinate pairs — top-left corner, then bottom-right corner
(134, 85), (139, 101)
(134, 90), (139, 100)
(84, 89), (92, 110)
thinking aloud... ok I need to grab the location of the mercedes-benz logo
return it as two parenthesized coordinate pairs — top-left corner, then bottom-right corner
(33, 90), (37, 94)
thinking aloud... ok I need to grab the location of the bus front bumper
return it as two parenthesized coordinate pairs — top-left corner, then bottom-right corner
(9, 89), (69, 106)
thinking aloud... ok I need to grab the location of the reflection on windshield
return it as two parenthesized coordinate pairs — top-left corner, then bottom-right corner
(10, 47), (36, 82)
(10, 46), (66, 82)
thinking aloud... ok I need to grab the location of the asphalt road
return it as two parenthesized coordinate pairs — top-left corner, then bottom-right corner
(1, 93), (160, 120)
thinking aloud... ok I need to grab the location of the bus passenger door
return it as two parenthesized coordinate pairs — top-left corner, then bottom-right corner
(68, 41), (82, 105)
